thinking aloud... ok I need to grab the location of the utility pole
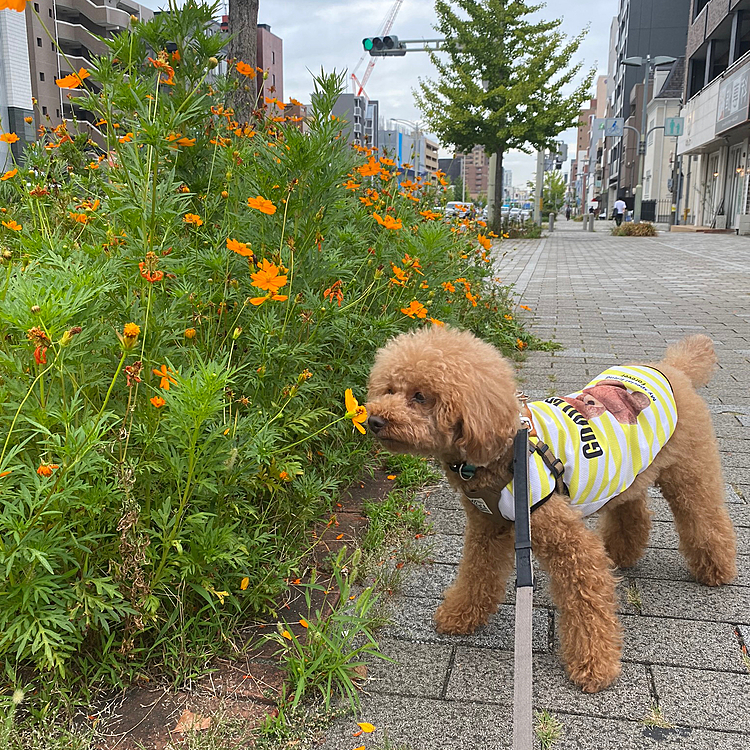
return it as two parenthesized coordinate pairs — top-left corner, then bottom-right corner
(534, 149), (545, 226)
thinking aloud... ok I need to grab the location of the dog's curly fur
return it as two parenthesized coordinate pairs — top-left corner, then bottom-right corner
(366, 326), (737, 693)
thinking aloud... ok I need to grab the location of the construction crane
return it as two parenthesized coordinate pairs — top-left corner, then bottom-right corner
(351, 0), (404, 99)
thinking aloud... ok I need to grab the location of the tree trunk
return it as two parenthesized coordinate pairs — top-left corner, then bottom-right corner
(228, 0), (260, 123)
(491, 149), (504, 235)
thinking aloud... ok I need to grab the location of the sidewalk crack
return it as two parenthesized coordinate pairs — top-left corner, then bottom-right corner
(439, 645), (457, 699)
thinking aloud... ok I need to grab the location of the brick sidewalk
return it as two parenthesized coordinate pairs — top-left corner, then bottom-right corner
(321, 224), (750, 750)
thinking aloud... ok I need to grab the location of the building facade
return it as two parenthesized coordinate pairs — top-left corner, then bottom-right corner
(378, 122), (439, 181)
(332, 94), (379, 148)
(257, 23), (282, 104)
(677, 0), (750, 231)
(607, 0), (690, 204)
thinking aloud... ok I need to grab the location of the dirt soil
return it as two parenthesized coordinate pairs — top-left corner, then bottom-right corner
(86, 467), (396, 750)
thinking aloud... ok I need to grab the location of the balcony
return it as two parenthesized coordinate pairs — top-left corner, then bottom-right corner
(56, 0), (131, 31)
(56, 21), (109, 56)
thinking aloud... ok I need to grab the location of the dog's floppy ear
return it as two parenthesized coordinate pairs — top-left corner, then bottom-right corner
(436, 388), (516, 466)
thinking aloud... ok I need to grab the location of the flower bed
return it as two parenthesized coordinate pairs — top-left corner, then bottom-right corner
(0, 4), (539, 702)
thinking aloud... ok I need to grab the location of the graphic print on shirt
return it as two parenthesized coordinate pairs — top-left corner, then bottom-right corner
(494, 366), (678, 521)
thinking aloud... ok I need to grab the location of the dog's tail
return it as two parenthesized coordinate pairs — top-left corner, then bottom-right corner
(662, 335), (717, 388)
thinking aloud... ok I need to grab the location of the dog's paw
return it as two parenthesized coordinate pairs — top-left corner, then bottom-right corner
(567, 660), (622, 694)
(434, 602), (485, 635)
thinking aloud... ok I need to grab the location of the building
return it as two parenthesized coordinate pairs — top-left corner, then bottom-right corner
(642, 58), (685, 220)
(256, 23), (282, 104)
(606, 0), (690, 204)
(1, 0), (153, 167)
(378, 121), (439, 181)
(331, 94), (379, 148)
(503, 168), (512, 201)
(461, 144), (489, 199)
(677, 0), (750, 231)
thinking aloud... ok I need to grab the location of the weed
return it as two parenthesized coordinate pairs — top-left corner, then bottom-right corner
(641, 705), (673, 729)
(382, 453), (441, 490)
(626, 580), (643, 614)
(611, 222), (658, 236)
(534, 709), (563, 749)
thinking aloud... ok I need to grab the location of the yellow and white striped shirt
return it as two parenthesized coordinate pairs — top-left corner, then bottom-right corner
(497, 365), (677, 521)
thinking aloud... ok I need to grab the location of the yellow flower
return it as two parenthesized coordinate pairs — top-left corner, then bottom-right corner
(1, 168), (18, 181)
(247, 195), (277, 214)
(123, 322), (140, 338)
(184, 327), (197, 339)
(183, 213), (203, 226)
(240, 577), (249, 590)
(344, 389), (368, 434)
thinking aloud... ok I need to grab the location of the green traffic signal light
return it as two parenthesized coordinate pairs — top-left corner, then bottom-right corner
(363, 38), (373, 51)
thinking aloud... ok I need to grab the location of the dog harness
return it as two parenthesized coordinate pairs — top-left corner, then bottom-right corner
(460, 366), (678, 521)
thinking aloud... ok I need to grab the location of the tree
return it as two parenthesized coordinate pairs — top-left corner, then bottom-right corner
(228, 0), (260, 123)
(415, 0), (593, 232)
(543, 169), (567, 214)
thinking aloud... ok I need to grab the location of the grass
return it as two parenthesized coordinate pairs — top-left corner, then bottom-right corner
(534, 709), (563, 749)
(641, 705), (674, 729)
(626, 579), (643, 614)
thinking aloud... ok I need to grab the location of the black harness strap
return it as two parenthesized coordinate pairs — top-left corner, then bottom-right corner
(513, 428), (533, 588)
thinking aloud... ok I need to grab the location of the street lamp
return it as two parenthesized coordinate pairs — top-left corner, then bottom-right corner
(622, 54), (677, 223)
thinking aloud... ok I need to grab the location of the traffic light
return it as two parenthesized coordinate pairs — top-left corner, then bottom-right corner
(362, 35), (406, 56)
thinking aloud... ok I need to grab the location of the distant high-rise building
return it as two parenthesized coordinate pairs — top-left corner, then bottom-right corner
(378, 122), (439, 181)
(331, 94), (378, 148)
(257, 23), (282, 104)
(462, 144), (489, 198)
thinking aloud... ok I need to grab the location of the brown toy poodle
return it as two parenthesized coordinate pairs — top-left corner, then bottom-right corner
(365, 325), (737, 693)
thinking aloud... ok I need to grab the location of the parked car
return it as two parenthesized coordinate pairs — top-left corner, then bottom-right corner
(445, 201), (475, 219)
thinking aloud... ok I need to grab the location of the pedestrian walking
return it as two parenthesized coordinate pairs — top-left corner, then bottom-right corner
(565, 205), (571, 221)
(613, 197), (626, 226)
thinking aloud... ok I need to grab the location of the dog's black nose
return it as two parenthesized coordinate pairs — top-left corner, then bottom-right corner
(367, 415), (388, 434)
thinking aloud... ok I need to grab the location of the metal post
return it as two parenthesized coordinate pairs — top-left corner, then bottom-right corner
(588, 213), (595, 231)
(548, 213), (555, 231)
(634, 56), (651, 223)
(534, 149), (545, 226)
(581, 213), (588, 230)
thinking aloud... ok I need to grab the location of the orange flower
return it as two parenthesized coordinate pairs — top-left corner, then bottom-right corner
(250, 259), (288, 305)
(183, 213), (203, 226)
(419, 209), (441, 220)
(55, 67), (90, 89)
(323, 280), (343, 306)
(184, 328), (197, 339)
(153, 364), (177, 390)
(123, 322), (140, 338)
(0, 133), (19, 144)
(344, 179), (360, 191)
(373, 212), (402, 230)
(358, 158), (381, 177)
(150, 395), (166, 408)
(1, 168), (17, 181)
(36, 463), (59, 477)
(118, 132), (134, 143)
(429, 317), (445, 326)
(175, 136), (195, 147)
(247, 195), (277, 215)
(69, 212), (89, 224)
(0, 0), (29, 12)
(227, 238), (253, 257)
(516, 338), (528, 350)
(236, 61), (257, 78)
(344, 389), (368, 434)
(477, 234), (492, 251)
(441, 281), (455, 293)
(401, 300), (427, 319)
(379, 157), (395, 166)
(139, 251), (164, 283)
(520, 305), (532, 311)
(2, 220), (22, 231)
(390, 264), (408, 286)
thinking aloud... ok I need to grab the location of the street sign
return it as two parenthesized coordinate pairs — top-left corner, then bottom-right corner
(665, 116), (684, 136)
(605, 117), (624, 137)
(638, 142), (646, 155)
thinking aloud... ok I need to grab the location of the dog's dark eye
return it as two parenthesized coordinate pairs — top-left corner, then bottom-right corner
(386, 388), (394, 395)
(413, 392), (426, 403)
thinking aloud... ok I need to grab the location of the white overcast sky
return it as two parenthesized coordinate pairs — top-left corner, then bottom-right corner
(142, 0), (614, 185)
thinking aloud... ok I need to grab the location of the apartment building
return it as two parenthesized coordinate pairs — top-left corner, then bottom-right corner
(257, 23), (282, 104)
(331, 94), (379, 148)
(0, 0), (153, 166)
(378, 122), (439, 181)
(677, 0), (750, 231)
(607, 0), (690, 202)
(461, 144), (489, 199)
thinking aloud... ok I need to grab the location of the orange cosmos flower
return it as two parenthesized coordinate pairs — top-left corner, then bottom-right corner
(344, 389), (368, 434)
(236, 61), (257, 78)
(227, 238), (253, 257)
(477, 234), (492, 251)
(69, 211), (89, 224)
(153, 364), (177, 390)
(250, 259), (288, 305)
(373, 212), (402, 230)
(520, 305), (532, 311)
(441, 281), (456, 293)
(379, 157), (395, 166)
(401, 300), (428, 319)
(118, 132), (134, 143)
(419, 209), (441, 221)
(1, 168), (17, 181)
(247, 195), (277, 214)
(184, 328), (197, 339)
(139, 251), (164, 283)
(430, 317), (445, 326)
(0, 133), (19, 144)
(390, 264), (408, 286)
(150, 395), (166, 408)
(2, 220), (22, 231)
(358, 158), (381, 177)
(516, 338), (528, 350)
(0, 0), (28, 12)
(175, 136), (195, 147)
(323, 280), (343, 306)
(36, 463), (59, 477)
(183, 213), (203, 226)
(55, 67), (90, 89)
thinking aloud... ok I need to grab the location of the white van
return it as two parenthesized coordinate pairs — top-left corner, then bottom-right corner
(445, 201), (475, 219)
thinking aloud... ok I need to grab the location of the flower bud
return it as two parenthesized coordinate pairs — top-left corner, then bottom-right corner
(208, 57), (219, 70)
(60, 326), (82, 347)
(232, 326), (242, 340)
(221, 190), (228, 198)
(31, 305), (40, 313)
(130, 14), (138, 24)
(184, 328), (196, 339)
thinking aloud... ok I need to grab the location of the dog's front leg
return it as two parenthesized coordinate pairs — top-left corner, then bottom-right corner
(434, 497), (514, 635)
(531, 495), (623, 693)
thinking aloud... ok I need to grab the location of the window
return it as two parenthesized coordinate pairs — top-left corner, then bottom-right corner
(33, 2), (38, 9)
(56, 109), (60, 118)
(688, 56), (706, 98)
(39, 72), (45, 81)
(42, 106), (48, 115)
(37, 37), (42, 47)
(272, 50), (275, 64)
(710, 39), (730, 82)
(694, 0), (709, 19)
